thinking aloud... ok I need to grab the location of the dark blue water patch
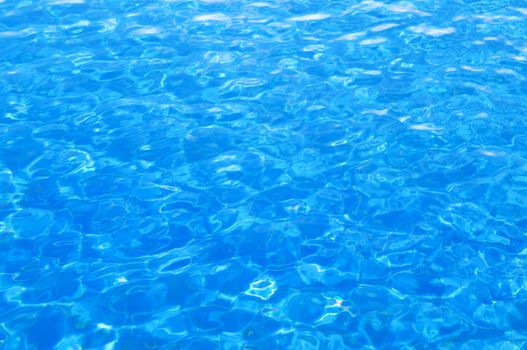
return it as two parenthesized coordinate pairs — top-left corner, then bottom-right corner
(27, 308), (65, 350)
(287, 293), (327, 323)
(205, 260), (259, 295)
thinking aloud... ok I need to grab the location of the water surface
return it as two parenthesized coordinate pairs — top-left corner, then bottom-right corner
(1, 0), (527, 349)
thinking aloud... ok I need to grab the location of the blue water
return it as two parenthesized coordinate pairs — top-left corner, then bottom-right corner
(1, 0), (527, 349)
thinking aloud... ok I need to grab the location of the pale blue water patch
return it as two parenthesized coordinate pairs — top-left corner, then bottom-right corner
(1, 0), (527, 349)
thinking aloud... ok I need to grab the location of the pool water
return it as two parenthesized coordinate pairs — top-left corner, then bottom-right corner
(1, 0), (527, 349)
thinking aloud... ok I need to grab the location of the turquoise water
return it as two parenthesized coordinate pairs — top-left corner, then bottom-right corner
(1, 0), (527, 349)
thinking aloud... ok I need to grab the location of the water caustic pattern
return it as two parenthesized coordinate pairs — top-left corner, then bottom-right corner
(1, 0), (527, 348)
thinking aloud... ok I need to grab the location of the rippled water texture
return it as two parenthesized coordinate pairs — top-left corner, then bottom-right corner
(2, 0), (527, 349)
